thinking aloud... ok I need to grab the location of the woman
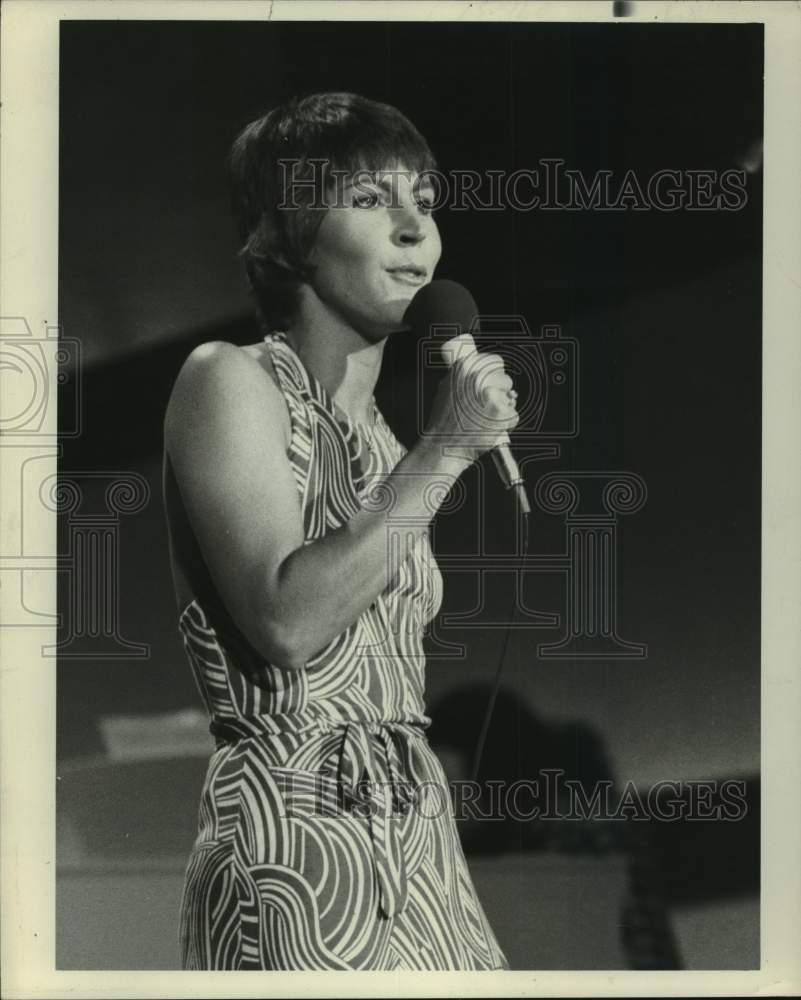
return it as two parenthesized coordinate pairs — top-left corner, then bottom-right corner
(163, 92), (518, 970)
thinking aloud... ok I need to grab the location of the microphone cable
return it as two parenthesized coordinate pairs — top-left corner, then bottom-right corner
(469, 507), (531, 783)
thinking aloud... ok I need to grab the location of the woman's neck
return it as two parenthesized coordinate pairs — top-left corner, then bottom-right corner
(284, 298), (387, 426)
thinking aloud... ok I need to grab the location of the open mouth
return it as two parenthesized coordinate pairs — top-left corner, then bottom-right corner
(386, 266), (428, 286)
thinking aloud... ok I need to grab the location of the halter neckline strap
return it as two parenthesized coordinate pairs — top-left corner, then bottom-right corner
(265, 331), (380, 434)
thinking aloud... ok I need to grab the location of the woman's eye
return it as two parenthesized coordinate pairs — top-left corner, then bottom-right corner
(416, 198), (435, 215)
(353, 192), (380, 208)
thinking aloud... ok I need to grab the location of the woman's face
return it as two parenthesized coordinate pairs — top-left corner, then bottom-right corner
(304, 165), (442, 339)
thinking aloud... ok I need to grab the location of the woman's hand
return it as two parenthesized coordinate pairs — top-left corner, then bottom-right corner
(425, 346), (520, 464)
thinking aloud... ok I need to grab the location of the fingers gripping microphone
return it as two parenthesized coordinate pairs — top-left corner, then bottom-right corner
(403, 280), (531, 515)
(441, 331), (532, 516)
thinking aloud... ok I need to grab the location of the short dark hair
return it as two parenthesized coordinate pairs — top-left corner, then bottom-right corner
(228, 92), (437, 329)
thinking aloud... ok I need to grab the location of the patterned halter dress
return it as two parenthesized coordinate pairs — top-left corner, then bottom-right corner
(175, 332), (508, 970)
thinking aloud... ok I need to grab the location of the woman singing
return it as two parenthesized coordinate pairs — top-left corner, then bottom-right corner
(163, 92), (517, 970)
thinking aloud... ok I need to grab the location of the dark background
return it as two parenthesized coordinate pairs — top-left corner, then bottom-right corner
(57, 20), (762, 970)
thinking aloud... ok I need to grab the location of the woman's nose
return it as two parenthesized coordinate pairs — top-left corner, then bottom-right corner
(391, 204), (425, 246)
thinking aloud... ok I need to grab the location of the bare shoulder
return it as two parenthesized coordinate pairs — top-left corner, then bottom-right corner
(165, 340), (290, 447)
(171, 340), (275, 399)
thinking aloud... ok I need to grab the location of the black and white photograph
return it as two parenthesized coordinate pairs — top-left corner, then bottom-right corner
(1, 1), (800, 996)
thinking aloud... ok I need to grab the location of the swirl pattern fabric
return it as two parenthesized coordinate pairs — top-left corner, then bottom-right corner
(177, 333), (508, 970)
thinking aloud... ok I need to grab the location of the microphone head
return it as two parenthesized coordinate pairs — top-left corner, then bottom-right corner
(402, 279), (479, 336)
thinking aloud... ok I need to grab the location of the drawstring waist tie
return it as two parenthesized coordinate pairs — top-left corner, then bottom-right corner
(211, 711), (430, 918)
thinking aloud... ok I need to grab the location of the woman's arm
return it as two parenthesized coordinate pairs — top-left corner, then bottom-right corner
(165, 340), (515, 670)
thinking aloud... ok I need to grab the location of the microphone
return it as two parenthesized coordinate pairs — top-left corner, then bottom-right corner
(403, 280), (531, 515)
